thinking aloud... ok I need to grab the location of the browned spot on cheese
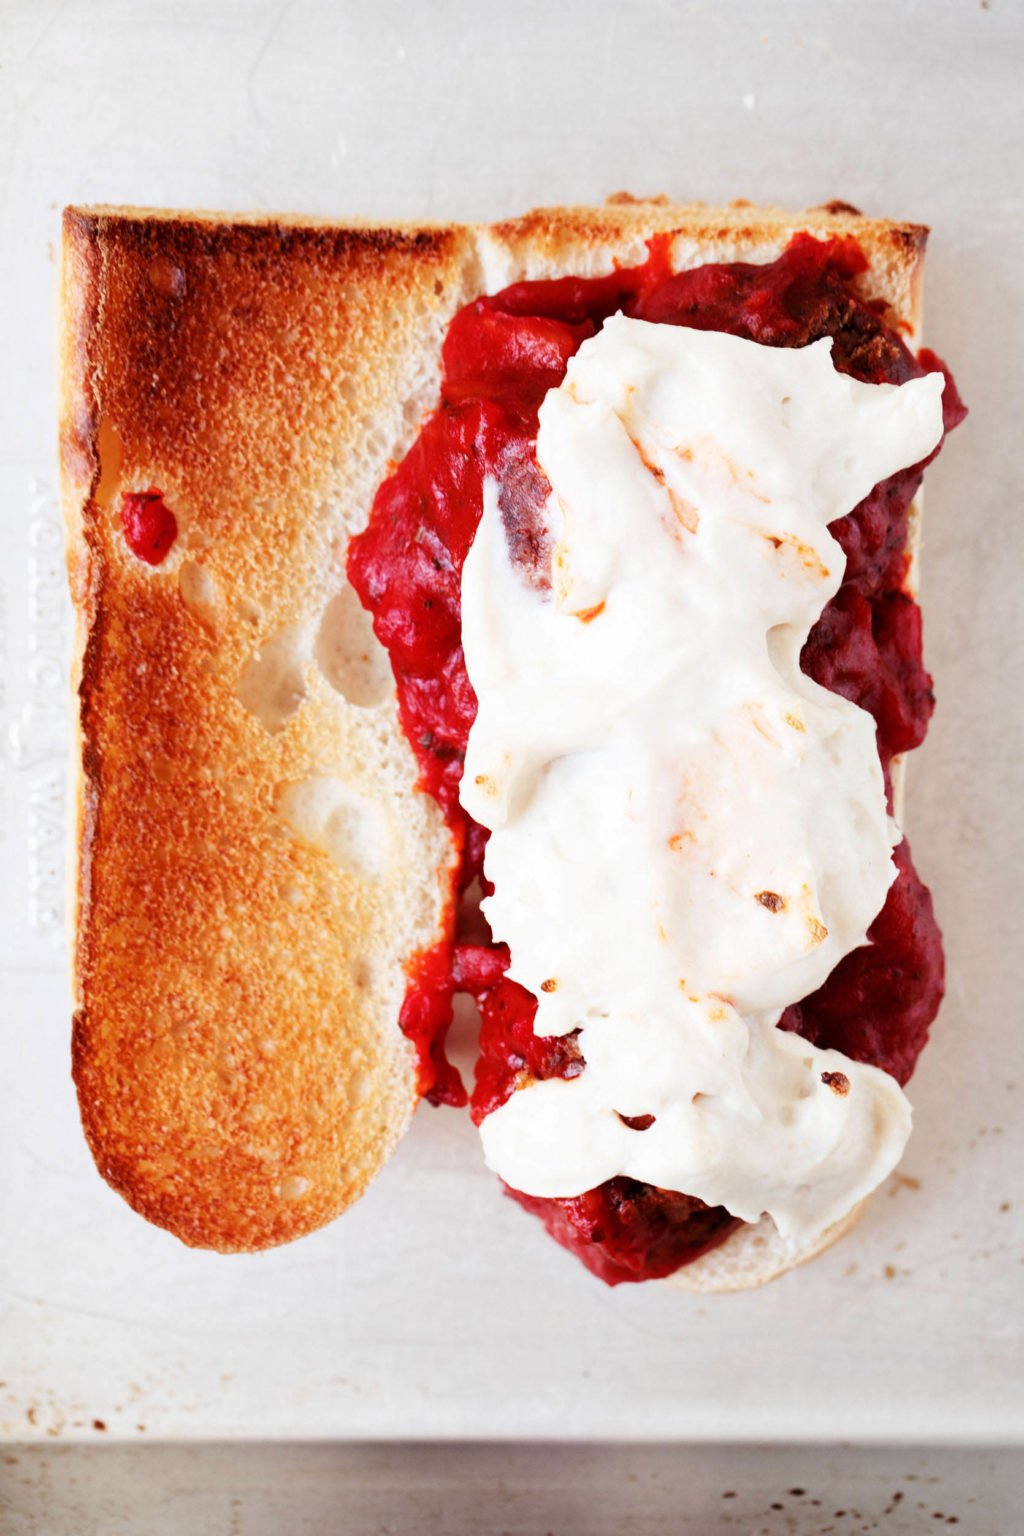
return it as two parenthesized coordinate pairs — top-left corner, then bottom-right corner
(807, 916), (829, 945)
(720, 451), (769, 502)
(632, 436), (665, 482)
(575, 601), (606, 624)
(668, 831), (695, 851)
(628, 434), (700, 534)
(668, 488), (700, 534)
(755, 890), (786, 912)
(540, 978), (558, 993)
(764, 529), (830, 578)
(822, 1070), (851, 1096)
(785, 712), (806, 732)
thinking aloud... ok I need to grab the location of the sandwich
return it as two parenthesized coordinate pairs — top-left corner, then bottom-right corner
(59, 198), (964, 1287)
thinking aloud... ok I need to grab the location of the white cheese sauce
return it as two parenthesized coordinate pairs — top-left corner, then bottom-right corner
(459, 316), (945, 1246)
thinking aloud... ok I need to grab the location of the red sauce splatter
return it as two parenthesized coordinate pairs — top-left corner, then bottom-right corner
(348, 234), (964, 1283)
(120, 489), (178, 566)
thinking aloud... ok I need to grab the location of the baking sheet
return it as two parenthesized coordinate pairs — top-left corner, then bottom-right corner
(1, 0), (1022, 1445)
(5, 1443), (1023, 1535)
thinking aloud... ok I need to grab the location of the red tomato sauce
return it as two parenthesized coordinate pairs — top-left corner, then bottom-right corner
(120, 489), (178, 565)
(348, 235), (965, 1284)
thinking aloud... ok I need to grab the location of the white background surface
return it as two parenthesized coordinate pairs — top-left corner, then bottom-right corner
(1, 0), (1022, 1451)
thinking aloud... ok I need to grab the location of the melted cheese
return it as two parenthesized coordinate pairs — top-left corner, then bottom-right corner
(460, 317), (945, 1246)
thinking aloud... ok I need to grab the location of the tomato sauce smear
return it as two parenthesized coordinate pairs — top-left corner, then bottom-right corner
(348, 234), (965, 1285)
(120, 488), (178, 566)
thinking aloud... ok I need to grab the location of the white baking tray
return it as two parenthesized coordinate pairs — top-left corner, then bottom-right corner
(1, 0), (1021, 1491)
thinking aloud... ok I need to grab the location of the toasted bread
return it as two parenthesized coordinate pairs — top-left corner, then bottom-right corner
(61, 200), (927, 1275)
(60, 210), (480, 1249)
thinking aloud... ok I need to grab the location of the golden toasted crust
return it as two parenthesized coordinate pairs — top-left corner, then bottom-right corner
(489, 195), (926, 252)
(61, 208), (479, 1249)
(479, 198), (925, 335)
(61, 198), (927, 1262)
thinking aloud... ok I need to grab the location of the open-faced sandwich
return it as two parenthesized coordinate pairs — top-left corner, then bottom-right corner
(60, 198), (964, 1287)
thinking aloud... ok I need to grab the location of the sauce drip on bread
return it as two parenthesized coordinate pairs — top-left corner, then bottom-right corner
(120, 488), (178, 565)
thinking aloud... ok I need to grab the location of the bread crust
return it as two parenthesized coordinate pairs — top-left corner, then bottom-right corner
(61, 199), (927, 1262)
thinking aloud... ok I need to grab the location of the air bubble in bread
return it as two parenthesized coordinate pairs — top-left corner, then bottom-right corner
(179, 560), (223, 633)
(277, 775), (388, 881)
(236, 625), (309, 731)
(315, 584), (392, 707)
